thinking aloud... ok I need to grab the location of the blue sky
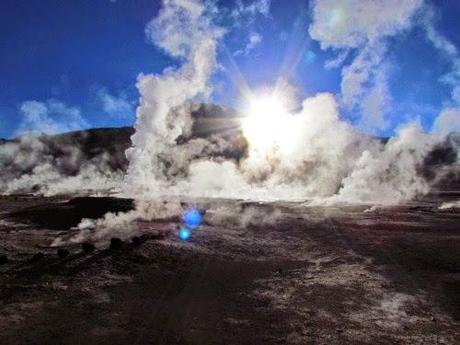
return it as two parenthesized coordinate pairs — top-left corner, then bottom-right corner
(0, 0), (459, 138)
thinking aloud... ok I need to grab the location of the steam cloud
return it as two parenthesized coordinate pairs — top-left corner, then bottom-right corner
(122, 0), (459, 207)
(309, 0), (424, 132)
(0, 0), (459, 211)
(0, 134), (123, 196)
(125, 0), (225, 196)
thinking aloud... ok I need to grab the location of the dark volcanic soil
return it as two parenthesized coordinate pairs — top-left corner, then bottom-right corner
(0, 194), (459, 344)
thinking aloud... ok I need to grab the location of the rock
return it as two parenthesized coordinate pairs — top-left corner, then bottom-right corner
(110, 237), (123, 250)
(30, 252), (44, 262)
(0, 255), (8, 265)
(57, 248), (70, 259)
(131, 236), (143, 247)
(82, 242), (95, 254)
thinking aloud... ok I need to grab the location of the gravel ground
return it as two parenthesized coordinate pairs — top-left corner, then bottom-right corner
(0, 194), (459, 345)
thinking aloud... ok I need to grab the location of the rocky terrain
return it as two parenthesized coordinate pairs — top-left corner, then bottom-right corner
(0, 193), (459, 344)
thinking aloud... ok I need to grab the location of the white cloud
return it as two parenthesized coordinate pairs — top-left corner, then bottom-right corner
(324, 50), (349, 69)
(422, 7), (460, 106)
(226, 1), (271, 58)
(145, 0), (224, 58)
(339, 43), (386, 109)
(432, 108), (460, 135)
(309, 0), (423, 132)
(16, 100), (89, 136)
(359, 69), (391, 131)
(234, 32), (262, 56)
(311, 0), (460, 135)
(232, 0), (271, 19)
(98, 88), (134, 119)
(309, 0), (422, 49)
(453, 86), (460, 105)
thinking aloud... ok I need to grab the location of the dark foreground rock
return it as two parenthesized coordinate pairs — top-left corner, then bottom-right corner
(109, 237), (123, 250)
(131, 236), (143, 247)
(82, 242), (96, 254)
(57, 248), (70, 259)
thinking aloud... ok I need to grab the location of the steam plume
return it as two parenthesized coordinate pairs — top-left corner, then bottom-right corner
(125, 0), (224, 196)
(123, 0), (459, 207)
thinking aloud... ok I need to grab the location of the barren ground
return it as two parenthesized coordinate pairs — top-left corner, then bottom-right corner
(0, 193), (459, 344)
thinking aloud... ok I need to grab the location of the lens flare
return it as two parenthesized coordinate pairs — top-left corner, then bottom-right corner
(182, 208), (202, 229)
(178, 227), (191, 240)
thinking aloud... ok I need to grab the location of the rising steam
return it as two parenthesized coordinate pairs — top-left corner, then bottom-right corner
(0, 0), (459, 210)
(121, 1), (458, 206)
(125, 0), (224, 196)
(0, 133), (124, 196)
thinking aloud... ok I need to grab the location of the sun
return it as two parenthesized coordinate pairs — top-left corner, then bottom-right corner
(241, 94), (297, 154)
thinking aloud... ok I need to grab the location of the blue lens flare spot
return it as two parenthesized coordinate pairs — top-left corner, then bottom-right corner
(178, 227), (191, 241)
(182, 208), (202, 230)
